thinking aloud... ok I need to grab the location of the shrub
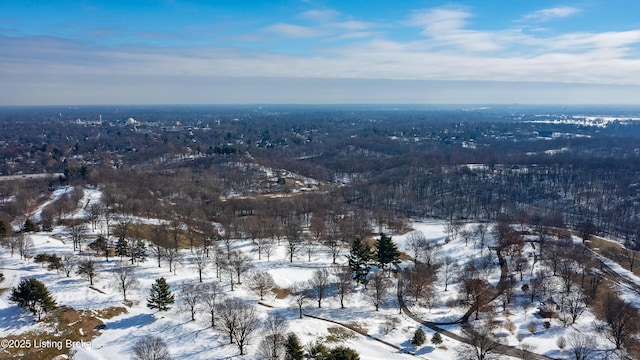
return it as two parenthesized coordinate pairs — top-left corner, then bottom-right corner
(556, 335), (566, 349)
(411, 328), (426, 346)
(431, 332), (443, 346)
(527, 321), (537, 335)
(380, 316), (400, 335)
(327, 346), (360, 360)
(326, 326), (356, 343)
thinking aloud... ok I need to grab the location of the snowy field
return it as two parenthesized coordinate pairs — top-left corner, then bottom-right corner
(1, 186), (637, 359)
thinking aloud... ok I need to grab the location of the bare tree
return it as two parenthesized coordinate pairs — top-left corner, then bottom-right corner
(462, 278), (494, 320)
(308, 268), (331, 308)
(69, 221), (87, 252)
(132, 335), (171, 360)
(309, 216), (326, 241)
(557, 256), (576, 294)
(460, 228), (473, 247)
(87, 203), (102, 231)
(405, 231), (427, 264)
(247, 271), (275, 301)
(60, 253), (77, 277)
(290, 282), (311, 319)
(18, 233), (34, 261)
(323, 218), (343, 264)
(568, 333), (596, 360)
(4, 235), (21, 257)
(302, 237), (318, 262)
(77, 257), (100, 285)
(162, 246), (183, 274)
(112, 261), (139, 302)
(178, 281), (201, 321)
(473, 224), (489, 255)
(335, 267), (354, 309)
(620, 247), (639, 272)
(191, 248), (209, 283)
(253, 237), (271, 261)
(262, 240), (275, 262)
(258, 313), (288, 360)
(284, 215), (303, 262)
(563, 287), (587, 324)
(229, 250), (252, 284)
(150, 225), (167, 268)
(367, 271), (392, 311)
(218, 297), (261, 356)
(441, 255), (459, 291)
(200, 281), (223, 328)
(422, 237), (440, 269)
(403, 264), (436, 305)
(212, 247), (226, 279)
(596, 292), (640, 349)
(457, 324), (501, 360)
(512, 255), (529, 282)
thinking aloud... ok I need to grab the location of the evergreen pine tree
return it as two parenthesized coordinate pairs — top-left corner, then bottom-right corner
(9, 278), (56, 320)
(283, 333), (304, 360)
(327, 346), (360, 360)
(0, 219), (9, 238)
(22, 218), (39, 233)
(411, 328), (426, 346)
(147, 277), (174, 311)
(347, 238), (371, 284)
(115, 238), (129, 260)
(131, 240), (147, 264)
(375, 233), (400, 273)
(307, 341), (329, 360)
(431, 332), (443, 346)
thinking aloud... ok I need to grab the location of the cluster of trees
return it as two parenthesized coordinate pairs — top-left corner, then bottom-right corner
(3, 106), (640, 359)
(260, 330), (360, 360)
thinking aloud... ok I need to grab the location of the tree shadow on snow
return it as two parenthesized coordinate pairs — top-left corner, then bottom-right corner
(399, 340), (434, 356)
(0, 305), (37, 331)
(415, 345), (435, 355)
(105, 313), (156, 329)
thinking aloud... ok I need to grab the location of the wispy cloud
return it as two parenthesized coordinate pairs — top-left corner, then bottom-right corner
(522, 6), (581, 22)
(264, 9), (377, 41)
(264, 22), (327, 38)
(298, 9), (341, 22)
(3, 4), (640, 105)
(407, 6), (503, 52)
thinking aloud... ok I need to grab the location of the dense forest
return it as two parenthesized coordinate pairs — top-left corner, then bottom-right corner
(1, 105), (639, 251)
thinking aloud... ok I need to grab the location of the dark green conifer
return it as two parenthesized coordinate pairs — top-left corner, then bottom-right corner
(284, 333), (304, 360)
(347, 238), (371, 284)
(147, 277), (174, 311)
(411, 328), (426, 346)
(9, 278), (56, 320)
(375, 233), (400, 274)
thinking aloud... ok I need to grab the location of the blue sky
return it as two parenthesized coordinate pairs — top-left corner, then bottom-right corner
(2, 0), (640, 105)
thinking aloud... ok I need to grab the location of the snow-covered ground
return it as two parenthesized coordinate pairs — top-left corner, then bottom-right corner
(1, 186), (638, 359)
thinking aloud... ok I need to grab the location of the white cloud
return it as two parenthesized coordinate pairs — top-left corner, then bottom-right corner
(407, 7), (503, 52)
(298, 9), (341, 22)
(522, 6), (580, 22)
(264, 23), (327, 38)
(4, 5), (640, 104)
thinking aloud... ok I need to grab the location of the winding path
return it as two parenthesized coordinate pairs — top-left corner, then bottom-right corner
(395, 249), (556, 360)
